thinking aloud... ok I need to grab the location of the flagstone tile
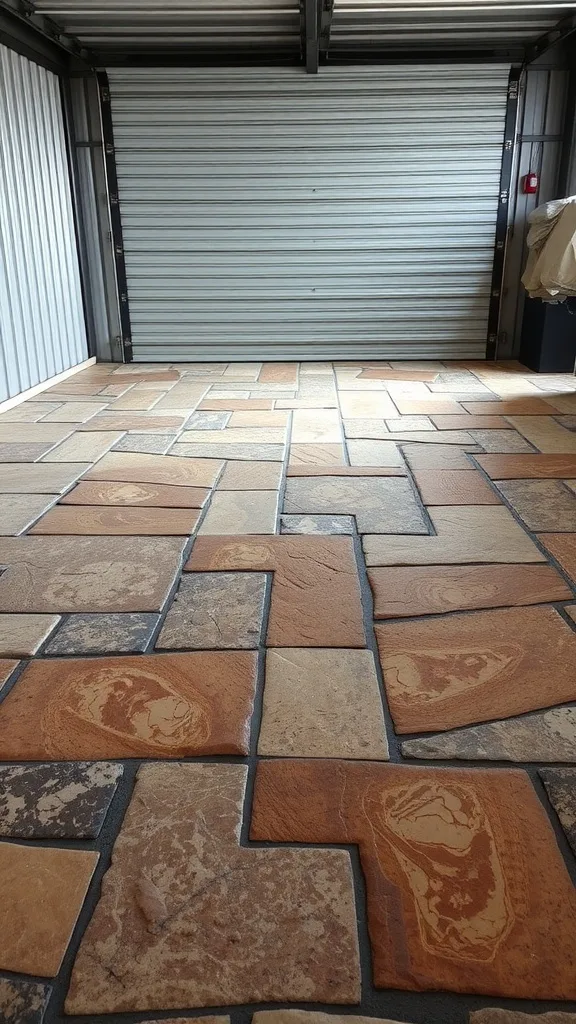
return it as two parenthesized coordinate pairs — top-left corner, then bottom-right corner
(61, 479), (209, 507)
(363, 506), (544, 566)
(358, 368), (438, 381)
(0, 536), (186, 612)
(0, 442), (59, 462)
(156, 572), (267, 649)
(369, 563), (571, 618)
(281, 514), (355, 534)
(291, 409), (341, 443)
(477, 453), (576, 478)
(539, 768), (576, 857)
(0, 613), (60, 656)
(251, 759), (576, 999)
(284, 475), (427, 533)
(0, 660), (18, 688)
(0, 493), (58, 534)
(468, 429), (535, 453)
(229, 410), (289, 427)
(44, 613), (159, 654)
(142, 385), (209, 411)
(392, 399), (465, 415)
(277, 398), (337, 408)
(567, 604), (576, 623)
(287, 465), (406, 476)
(413, 469), (499, 504)
(388, 431), (475, 445)
(199, 490), (278, 534)
(180, 428), (286, 444)
(112, 433), (175, 454)
(0, 651), (257, 759)
(42, 402), (108, 422)
(0, 842), (98, 976)
(77, 414), (184, 431)
(200, 399), (273, 410)
(173, 443), (284, 461)
(29, 504), (199, 536)
(375, 605), (576, 733)
(185, 411), (230, 429)
(65, 762), (360, 1013)
(254, 1014), (407, 1024)
(186, 536), (365, 647)
(42, 430), (124, 463)
(462, 399), (556, 415)
(0, 401), (62, 421)
(538, 533), (576, 582)
(0, 423), (72, 443)
(471, 1012), (576, 1024)
(494, 479), (576, 531)
(506, 416), (576, 453)
(0, 977), (52, 1023)
(86, 451), (222, 487)
(258, 363), (299, 385)
(109, 392), (162, 411)
(339, 392), (398, 418)
(0, 762), (122, 838)
(210, 390), (251, 400)
(217, 460), (283, 489)
(385, 416), (435, 431)
(258, 648), (388, 759)
(344, 418), (389, 439)
(347, 440), (404, 466)
(289, 442), (345, 464)
(403, 444), (479, 470)
(430, 414), (509, 429)
(402, 707), (576, 761)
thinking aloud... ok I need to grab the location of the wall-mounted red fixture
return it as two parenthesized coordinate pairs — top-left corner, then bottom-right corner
(522, 172), (539, 194)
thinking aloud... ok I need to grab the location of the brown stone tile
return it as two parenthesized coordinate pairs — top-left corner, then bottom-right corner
(539, 533), (576, 583)
(430, 415), (509, 429)
(259, 363), (299, 385)
(567, 604), (576, 624)
(0, 536), (185, 612)
(65, 762), (360, 1013)
(495, 479), (576, 530)
(0, 494), (58, 535)
(0, 614), (60, 656)
(0, 463), (90, 493)
(218, 460), (283, 489)
(60, 480), (209, 508)
(471, 1013), (576, 1023)
(29, 505), (199, 536)
(369, 563), (571, 618)
(258, 648), (388, 758)
(77, 414), (184, 431)
(0, 652), (257, 758)
(252, 759), (576, 999)
(413, 469), (500, 505)
(0, 976), (52, 1024)
(359, 368), (439, 381)
(186, 536), (365, 647)
(287, 466), (406, 476)
(86, 451), (222, 487)
(199, 399), (274, 410)
(289, 443), (345, 465)
(0, 842), (98, 976)
(475, 454), (576, 478)
(462, 399), (557, 414)
(0, 660), (18, 688)
(375, 605), (576, 733)
(403, 444), (480, 470)
(156, 573), (266, 649)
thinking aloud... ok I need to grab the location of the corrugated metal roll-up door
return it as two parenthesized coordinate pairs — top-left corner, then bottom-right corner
(107, 65), (511, 362)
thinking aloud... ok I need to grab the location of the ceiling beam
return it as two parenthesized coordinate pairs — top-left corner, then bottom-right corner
(525, 9), (576, 63)
(301, 0), (320, 72)
(0, 0), (93, 63)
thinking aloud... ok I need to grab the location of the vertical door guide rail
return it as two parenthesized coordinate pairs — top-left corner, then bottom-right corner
(486, 65), (521, 360)
(97, 70), (133, 362)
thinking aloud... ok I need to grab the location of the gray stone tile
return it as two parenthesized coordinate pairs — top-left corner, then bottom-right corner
(0, 494), (58, 535)
(172, 443), (285, 461)
(0, 443), (55, 462)
(112, 434), (174, 454)
(469, 429), (535, 453)
(283, 476), (427, 534)
(0, 762), (123, 839)
(45, 613), (160, 654)
(0, 977), (52, 1024)
(185, 411), (230, 429)
(281, 515), (355, 535)
(156, 572), (267, 649)
(539, 768), (576, 857)
(495, 478), (576, 531)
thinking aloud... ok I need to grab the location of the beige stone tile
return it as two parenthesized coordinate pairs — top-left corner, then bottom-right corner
(392, 398), (465, 414)
(289, 443), (345, 465)
(276, 399), (337, 408)
(505, 415), (576, 453)
(229, 410), (289, 427)
(151, 385), (210, 409)
(0, 442), (55, 462)
(291, 409), (341, 443)
(389, 431), (473, 445)
(0, 463), (90, 494)
(347, 440), (403, 466)
(180, 428), (286, 444)
(338, 392), (398, 418)
(41, 403), (108, 423)
(0, 613), (60, 656)
(109, 392), (162, 411)
(86, 451), (222, 488)
(385, 416), (435, 431)
(0, 423), (72, 443)
(471, 1011), (576, 1023)
(199, 490), (278, 534)
(42, 431), (124, 463)
(403, 444), (480, 470)
(218, 460), (283, 490)
(0, 402), (63, 421)
(0, 494), (58, 534)
(254, 1014), (405, 1024)
(258, 649), (389, 759)
(343, 418), (389, 439)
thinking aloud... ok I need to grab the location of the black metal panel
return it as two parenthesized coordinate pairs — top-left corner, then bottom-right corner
(301, 0), (320, 73)
(97, 70), (133, 363)
(486, 66), (522, 361)
(526, 11), (576, 64)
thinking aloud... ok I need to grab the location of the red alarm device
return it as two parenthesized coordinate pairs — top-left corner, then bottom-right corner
(522, 172), (539, 194)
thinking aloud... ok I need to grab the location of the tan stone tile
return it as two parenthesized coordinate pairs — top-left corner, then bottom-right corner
(180, 428), (286, 444)
(258, 363), (299, 385)
(199, 490), (278, 534)
(41, 403), (108, 422)
(566, 604), (576, 624)
(346, 440), (403, 466)
(539, 533), (576, 583)
(0, 442), (55, 462)
(29, 505), (199, 536)
(430, 414), (509, 429)
(0, 842), (98, 976)
(385, 416), (434, 431)
(61, 480), (209, 508)
(359, 368), (438, 381)
(156, 573), (266, 650)
(258, 648), (388, 759)
(471, 1010), (576, 1023)
(108, 391), (162, 411)
(276, 399), (337, 408)
(289, 443), (345, 465)
(151, 385), (210, 410)
(0, 536), (186, 612)
(413, 469), (500, 504)
(462, 399), (558, 415)
(0, 494), (58, 534)
(228, 410), (288, 427)
(338, 392), (398, 418)
(0, 423), (72, 443)
(343, 418), (389, 439)
(42, 431), (124, 463)
(199, 399), (273, 410)
(392, 398), (465, 414)
(403, 444), (479, 470)
(254, 1013), (406, 1024)
(76, 414), (184, 432)
(86, 451), (222, 487)
(291, 409), (341, 443)
(0, 402), (63, 421)
(0, 652), (257, 758)
(363, 506), (545, 566)
(505, 415), (576, 453)
(0, 463), (90, 494)
(477, 454), (576, 478)
(65, 763), (360, 1012)
(0, 613), (60, 656)
(217, 460), (282, 489)
(287, 466), (406, 477)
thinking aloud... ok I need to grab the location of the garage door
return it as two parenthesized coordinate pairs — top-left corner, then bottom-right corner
(107, 65), (511, 362)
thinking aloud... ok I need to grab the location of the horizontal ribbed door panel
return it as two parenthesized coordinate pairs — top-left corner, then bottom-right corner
(107, 65), (510, 361)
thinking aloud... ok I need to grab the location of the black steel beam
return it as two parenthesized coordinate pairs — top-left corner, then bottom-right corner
(0, 0), (93, 65)
(319, 0), (334, 57)
(301, 0), (320, 73)
(525, 10), (576, 64)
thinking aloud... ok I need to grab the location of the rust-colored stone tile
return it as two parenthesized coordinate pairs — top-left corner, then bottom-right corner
(65, 763), (360, 1013)
(287, 466), (406, 477)
(251, 759), (576, 1000)
(86, 451), (222, 487)
(476, 454), (576, 478)
(0, 660), (18, 687)
(0, 842), (98, 976)
(539, 533), (576, 583)
(369, 563), (572, 618)
(0, 652), (257, 759)
(463, 399), (557, 415)
(413, 469), (500, 505)
(258, 363), (299, 385)
(186, 536), (365, 647)
(375, 605), (576, 733)
(60, 480), (209, 508)
(358, 368), (439, 381)
(29, 505), (199, 536)
(289, 443), (345, 465)
(430, 415), (509, 429)
(199, 399), (273, 410)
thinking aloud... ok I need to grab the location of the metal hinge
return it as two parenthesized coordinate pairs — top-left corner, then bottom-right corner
(500, 190), (509, 204)
(508, 82), (519, 100)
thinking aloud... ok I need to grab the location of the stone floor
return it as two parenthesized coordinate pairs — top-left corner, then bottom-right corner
(0, 359), (576, 1024)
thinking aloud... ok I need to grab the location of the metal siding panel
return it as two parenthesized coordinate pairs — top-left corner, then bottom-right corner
(0, 44), (88, 402)
(108, 64), (510, 361)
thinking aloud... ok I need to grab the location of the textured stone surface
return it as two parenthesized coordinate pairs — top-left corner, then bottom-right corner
(467, 429), (534, 453)
(430, 414), (509, 429)
(42, 402), (107, 422)
(112, 433), (175, 454)
(0, 762), (122, 838)
(339, 392), (398, 418)
(61, 479), (209, 507)
(287, 466), (405, 477)
(181, 428), (286, 444)
(0, 423), (73, 443)
(402, 706), (576, 761)
(186, 411), (230, 429)
(173, 443), (285, 461)
(0, 442), (57, 462)
(463, 399), (557, 415)
(42, 431), (124, 462)
(364, 506), (544, 566)
(375, 605), (576, 733)
(254, 1014), (406, 1024)
(0, 660), (18, 688)
(0, 613), (60, 656)
(217, 460), (283, 490)
(66, 763), (360, 1013)
(413, 469), (499, 505)
(477, 453), (576, 478)
(346, 440), (403, 466)
(0, 842), (98, 975)
(78, 414), (183, 432)
(44, 613), (159, 654)
(369, 563), (571, 618)
(199, 490), (278, 534)
(229, 410), (288, 427)
(471, 1013), (576, 1023)
(0, 977), (52, 1023)
(291, 409), (341, 443)
(0, 494), (58, 535)
(87, 451), (222, 487)
(199, 399), (273, 410)
(0, 536), (186, 612)
(0, 463), (90, 493)
(403, 444), (479, 470)
(281, 514), (355, 534)
(284, 476), (427, 534)
(258, 363), (299, 384)
(539, 768), (576, 855)
(539, 533), (576, 582)
(156, 573), (266, 649)
(289, 443), (345, 465)
(187, 536), (365, 647)
(258, 648), (388, 758)
(0, 652), (256, 759)
(506, 415), (576, 453)
(494, 478), (576, 530)
(30, 504), (199, 536)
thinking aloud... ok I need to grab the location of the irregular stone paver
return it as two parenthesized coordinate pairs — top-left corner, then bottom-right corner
(217, 460), (282, 489)
(180, 428), (286, 444)
(346, 440), (403, 466)
(44, 613), (159, 654)
(61, 479), (209, 507)
(0, 423), (72, 443)
(413, 469), (499, 504)
(0, 463), (90, 493)
(477, 454), (576, 478)
(0, 660), (18, 688)
(86, 451), (222, 487)
(254, 1014), (407, 1024)
(284, 476), (427, 534)
(339, 392), (397, 418)
(65, 763), (360, 1013)
(403, 444), (479, 470)
(156, 573), (266, 649)
(0, 442), (57, 462)
(0, 613), (60, 656)
(0, 652), (257, 759)
(0, 762), (122, 838)
(0, 977), (52, 1023)
(0, 536), (186, 612)
(430, 414), (509, 429)
(471, 1013), (576, 1023)
(369, 564), (571, 618)
(0, 842), (98, 976)
(77, 414), (183, 431)
(402, 706), (576, 762)
(229, 410), (288, 427)
(375, 605), (576, 733)
(42, 402), (107, 422)
(199, 490), (278, 534)
(0, 494), (58, 535)
(467, 429), (534, 452)
(42, 431), (124, 463)
(186, 536), (365, 647)
(251, 759), (576, 999)
(494, 479), (576, 531)
(289, 443), (345, 465)
(185, 411), (230, 429)
(258, 648), (388, 759)
(112, 434), (175, 454)
(173, 442), (285, 461)
(292, 409), (341, 443)
(506, 415), (576, 453)
(463, 399), (557, 415)
(287, 466), (405, 477)
(30, 505), (199, 536)
(539, 769), (576, 856)
(281, 514), (355, 534)
(539, 533), (576, 582)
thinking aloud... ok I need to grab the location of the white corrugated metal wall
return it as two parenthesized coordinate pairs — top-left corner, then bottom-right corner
(0, 44), (88, 402)
(108, 65), (510, 361)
